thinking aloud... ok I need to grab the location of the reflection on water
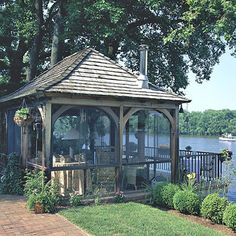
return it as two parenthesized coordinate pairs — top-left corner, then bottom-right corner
(180, 135), (236, 202)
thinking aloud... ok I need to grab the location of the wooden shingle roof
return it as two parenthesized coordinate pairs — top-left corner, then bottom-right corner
(0, 48), (190, 104)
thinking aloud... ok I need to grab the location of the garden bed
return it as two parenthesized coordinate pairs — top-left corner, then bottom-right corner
(168, 209), (235, 236)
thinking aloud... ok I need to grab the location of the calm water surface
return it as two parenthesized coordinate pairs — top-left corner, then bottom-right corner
(180, 135), (236, 202)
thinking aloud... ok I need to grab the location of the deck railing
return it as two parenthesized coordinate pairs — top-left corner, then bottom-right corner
(123, 147), (223, 182)
(179, 150), (223, 181)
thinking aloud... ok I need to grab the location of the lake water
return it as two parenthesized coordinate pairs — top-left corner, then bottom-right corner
(180, 135), (236, 202)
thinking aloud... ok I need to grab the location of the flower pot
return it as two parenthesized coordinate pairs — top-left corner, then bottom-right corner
(34, 202), (44, 214)
(13, 115), (34, 127)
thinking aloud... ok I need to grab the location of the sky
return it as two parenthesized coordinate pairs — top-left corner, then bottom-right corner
(183, 49), (236, 112)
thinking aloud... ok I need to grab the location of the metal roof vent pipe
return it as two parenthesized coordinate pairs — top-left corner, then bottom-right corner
(138, 44), (149, 89)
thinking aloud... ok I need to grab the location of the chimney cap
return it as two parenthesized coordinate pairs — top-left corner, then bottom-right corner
(139, 44), (149, 51)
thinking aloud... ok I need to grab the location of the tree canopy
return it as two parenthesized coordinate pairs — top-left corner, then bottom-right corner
(0, 0), (236, 95)
(180, 109), (236, 136)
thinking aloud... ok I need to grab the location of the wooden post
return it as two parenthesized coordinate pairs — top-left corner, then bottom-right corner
(40, 103), (52, 171)
(170, 107), (179, 183)
(138, 111), (146, 161)
(125, 120), (129, 160)
(21, 126), (30, 167)
(116, 105), (124, 192)
(45, 103), (52, 169)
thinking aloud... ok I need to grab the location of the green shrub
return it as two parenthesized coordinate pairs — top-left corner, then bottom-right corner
(69, 193), (82, 207)
(223, 204), (236, 231)
(161, 183), (180, 208)
(27, 190), (59, 213)
(152, 182), (180, 208)
(114, 191), (126, 203)
(201, 193), (229, 224)
(173, 190), (201, 215)
(0, 153), (24, 195)
(24, 171), (60, 213)
(152, 182), (168, 206)
(24, 170), (45, 197)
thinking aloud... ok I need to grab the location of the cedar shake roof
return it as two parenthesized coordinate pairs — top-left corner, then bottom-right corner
(0, 48), (190, 104)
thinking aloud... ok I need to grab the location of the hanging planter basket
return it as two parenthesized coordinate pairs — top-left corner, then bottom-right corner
(13, 107), (34, 127)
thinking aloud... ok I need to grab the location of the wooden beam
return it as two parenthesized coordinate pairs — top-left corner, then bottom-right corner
(50, 97), (176, 110)
(123, 107), (174, 129)
(52, 105), (74, 124)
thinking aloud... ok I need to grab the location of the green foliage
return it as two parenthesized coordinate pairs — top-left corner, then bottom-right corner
(181, 172), (197, 192)
(26, 189), (59, 213)
(173, 190), (201, 215)
(69, 192), (82, 207)
(24, 170), (46, 198)
(180, 110), (236, 136)
(161, 183), (180, 209)
(24, 171), (60, 213)
(1, 1), (236, 95)
(0, 153), (24, 195)
(0, 153), (7, 174)
(201, 193), (229, 224)
(152, 182), (168, 206)
(223, 204), (236, 232)
(114, 191), (126, 203)
(220, 148), (233, 161)
(152, 182), (180, 208)
(14, 107), (30, 120)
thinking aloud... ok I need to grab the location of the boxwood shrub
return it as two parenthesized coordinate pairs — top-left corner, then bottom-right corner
(152, 182), (167, 206)
(152, 182), (180, 208)
(161, 183), (180, 208)
(223, 204), (236, 231)
(173, 190), (201, 215)
(201, 193), (229, 224)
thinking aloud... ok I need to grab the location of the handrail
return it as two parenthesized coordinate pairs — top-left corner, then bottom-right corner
(179, 150), (223, 181)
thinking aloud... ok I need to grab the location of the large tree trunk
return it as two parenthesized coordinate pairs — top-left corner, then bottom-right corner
(26, 0), (44, 81)
(105, 38), (119, 60)
(6, 39), (28, 92)
(50, 0), (65, 66)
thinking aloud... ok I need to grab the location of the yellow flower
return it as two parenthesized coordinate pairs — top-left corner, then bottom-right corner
(187, 173), (196, 180)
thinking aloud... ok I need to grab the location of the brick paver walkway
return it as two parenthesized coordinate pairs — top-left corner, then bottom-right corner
(0, 195), (89, 236)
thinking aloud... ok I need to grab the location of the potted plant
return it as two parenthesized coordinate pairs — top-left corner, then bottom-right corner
(220, 148), (233, 162)
(33, 193), (45, 214)
(13, 107), (33, 127)
(24, 171), (60, 214)
(185, 145), (192, 158)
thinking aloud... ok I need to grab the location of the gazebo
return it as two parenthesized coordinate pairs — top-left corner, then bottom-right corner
(0, 45), (190, 195)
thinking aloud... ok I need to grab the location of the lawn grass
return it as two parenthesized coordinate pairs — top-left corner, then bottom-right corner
(59, 202), (225, 236)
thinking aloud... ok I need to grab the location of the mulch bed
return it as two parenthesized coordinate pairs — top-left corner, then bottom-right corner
(166, 209), (236, 236)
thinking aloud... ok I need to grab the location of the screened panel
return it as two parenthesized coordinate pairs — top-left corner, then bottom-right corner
(122, 110), (171, 190)
(123, 110), (171, 164)
(121, 165), (149, 191)
(28, 109), (43, 166)
(52, 106), (117, 167)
